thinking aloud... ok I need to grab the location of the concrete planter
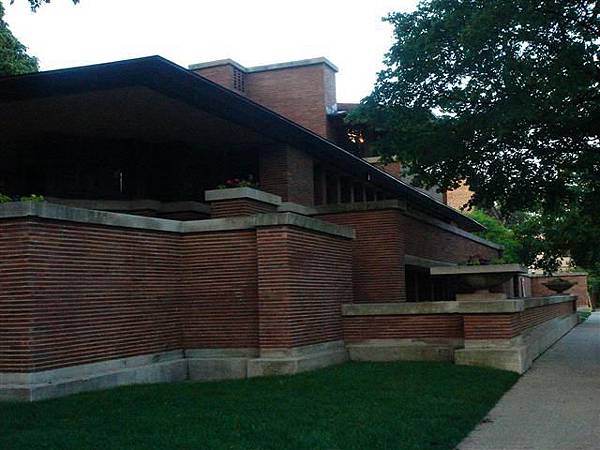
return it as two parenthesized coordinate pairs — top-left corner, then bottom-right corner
(431, 264), (526, 300)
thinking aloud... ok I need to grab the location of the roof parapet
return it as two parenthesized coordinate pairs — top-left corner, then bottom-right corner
(189, 57), (338, 73)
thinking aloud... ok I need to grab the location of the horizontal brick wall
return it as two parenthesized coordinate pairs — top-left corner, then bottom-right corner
(210, 199), (277, 218)
(463, 301), (575, 340)
(1, 219), (182, 372)
(181, 231), (258, 349)
(317, 209), (406, 303)
(403, 214), (499, 263)
(193, 65), (235, 91)
(0, 221), (34, 372)
(257, 226), (353, 351)
(344, 315), (463, 342)
(0, 216), (353, 372)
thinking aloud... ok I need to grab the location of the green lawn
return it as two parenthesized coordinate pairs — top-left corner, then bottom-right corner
(578, 310), (592, 323)
(0, 362), (518, 450)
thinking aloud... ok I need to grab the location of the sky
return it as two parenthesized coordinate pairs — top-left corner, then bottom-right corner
(4, 0), (418, 103)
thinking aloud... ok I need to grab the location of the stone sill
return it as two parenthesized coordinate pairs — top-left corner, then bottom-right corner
(204, 187), (282, 206)
(45, 198), (210, 214)
(0, 202), (354, 239)
(342, 295), (576, 316)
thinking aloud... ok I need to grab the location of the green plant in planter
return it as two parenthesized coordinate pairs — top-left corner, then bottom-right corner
(20, 194), (44, 202)
(217, 176), (258, 190)
(0, 194), (45, 203)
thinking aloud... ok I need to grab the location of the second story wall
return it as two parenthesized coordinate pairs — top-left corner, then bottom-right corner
(191, 58), (338, 139)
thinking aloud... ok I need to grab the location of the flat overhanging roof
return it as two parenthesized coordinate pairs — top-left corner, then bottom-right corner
(0, 55), (484, 232)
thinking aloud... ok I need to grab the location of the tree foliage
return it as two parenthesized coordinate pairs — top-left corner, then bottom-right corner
(353, 0), (600, 273)
(11, 0), (79, 11)
(467, 209), (522, 264)
(0, 1), (38, 76)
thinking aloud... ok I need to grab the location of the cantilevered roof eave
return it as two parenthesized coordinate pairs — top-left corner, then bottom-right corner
(0, 55), (484, 232)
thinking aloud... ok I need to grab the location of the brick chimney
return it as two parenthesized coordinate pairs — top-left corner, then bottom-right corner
(190, 57), (338, 140)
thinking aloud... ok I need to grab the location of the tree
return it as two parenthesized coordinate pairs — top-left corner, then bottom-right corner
(353, 0), (600, 273)
(0, 1), (38, 75)
(12, 0), (79, 11)
(467, 209), (522, 264)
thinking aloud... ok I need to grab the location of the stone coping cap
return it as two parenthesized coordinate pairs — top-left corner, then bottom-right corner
(313, 199), (407, 215)
(527, 272), (588, 277)
(431, 263), (526, 276)
(46, 198), (210, 214)
(0, 202), (354, 239)
(313, 202), (502, 251)
(277, 202), (318, 216)
(189, 57), (339, 73)
(204, 187), (282, 206)
(342, 295), (575, 316)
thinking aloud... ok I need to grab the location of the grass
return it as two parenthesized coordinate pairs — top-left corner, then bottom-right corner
(0, 361), (518, 450)
(578, 310), (592, 323)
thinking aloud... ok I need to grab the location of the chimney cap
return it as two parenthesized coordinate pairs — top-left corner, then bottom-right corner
(189, 57), (338, 73)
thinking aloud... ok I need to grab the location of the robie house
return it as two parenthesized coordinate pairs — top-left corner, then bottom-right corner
(0, 56), (578, 401)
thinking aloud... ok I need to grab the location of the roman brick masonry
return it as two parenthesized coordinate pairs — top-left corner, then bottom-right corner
(0, 56), (583, 400)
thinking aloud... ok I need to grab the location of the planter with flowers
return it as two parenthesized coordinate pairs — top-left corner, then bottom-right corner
(205, 176), (282, 219)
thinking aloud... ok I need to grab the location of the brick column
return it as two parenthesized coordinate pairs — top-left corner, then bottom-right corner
(258, 145), (314, 206)
(255, 225), (353, 354)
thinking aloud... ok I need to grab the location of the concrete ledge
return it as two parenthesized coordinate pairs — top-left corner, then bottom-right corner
(455, 313), (577, 373)
(347, 338), (462, 362)
(185, 348), (259, 381)
(247, 340), (348, 377)
(205, 187), (282, 206)
(0, 201), (185, 233)
(0, 343), (349, 401)
(46, 198), (210, 214)
(313, 199), (407, 215)
(187, 358), (249, 381)
(277, 202), (317, 216)
(0, 203), (354, 239)
(0, 351), (187, 402)
(342, 296), (575, 316)
(431, 264), (525, 276)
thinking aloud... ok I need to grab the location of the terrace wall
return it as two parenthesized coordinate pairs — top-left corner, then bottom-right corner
(530, 273), (591, 308)
(0, 218), (182, 373)
(316, 203), (501, 303)
(0, 204), (353, 400)
(343, 297), (577, 373)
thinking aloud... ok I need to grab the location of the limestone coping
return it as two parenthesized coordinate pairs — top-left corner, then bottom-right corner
(277, 202), (318, 216)
(430, 264), (526, 276)
(0, 202), (354, 239)
(311, 200), (502, 251)
(46, 197), (210, 214)
(342, 295), (576, 316)
(313, 199), (407, 215)
(527, 272), (588, 278)
(204, 187), (282, 206)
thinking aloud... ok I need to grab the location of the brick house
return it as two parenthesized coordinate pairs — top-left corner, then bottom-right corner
(0, 56), (578, 400)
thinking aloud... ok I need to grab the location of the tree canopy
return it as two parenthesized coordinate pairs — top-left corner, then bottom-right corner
(353, 0), (600, 272)
(12, 0), (79, 11)
(0, 1), (38, 76)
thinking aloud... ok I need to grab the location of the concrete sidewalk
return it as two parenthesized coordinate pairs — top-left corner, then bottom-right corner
(459, 312), (600, 450)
